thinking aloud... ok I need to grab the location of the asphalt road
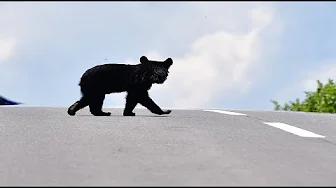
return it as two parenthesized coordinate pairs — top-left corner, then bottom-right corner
(0, 107), (336, 186)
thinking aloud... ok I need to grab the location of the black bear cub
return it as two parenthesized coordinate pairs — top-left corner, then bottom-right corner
(68, 56), (173, 116)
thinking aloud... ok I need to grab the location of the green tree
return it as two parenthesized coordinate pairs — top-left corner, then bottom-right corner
(271, 79), (336, 113)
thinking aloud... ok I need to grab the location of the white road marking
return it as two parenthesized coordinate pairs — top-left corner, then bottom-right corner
(263, 122), (325, 138)
(204, 110), (247, 116)
(204, 109), (325, 138)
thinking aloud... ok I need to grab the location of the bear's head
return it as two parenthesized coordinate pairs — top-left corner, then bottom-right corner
(140, 56), (173, 84)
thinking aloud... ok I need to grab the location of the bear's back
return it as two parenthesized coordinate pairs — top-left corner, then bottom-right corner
(79, 64), (138, 94)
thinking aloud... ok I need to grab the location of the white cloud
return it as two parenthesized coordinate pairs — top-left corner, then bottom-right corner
(0, 3), (278, 109)
(302, 62), (336, 91)
(250, 7), (274, 31)
(147, 7), (275, 109)
(273, 60), (336, 104)
(0, 38), (15, 63)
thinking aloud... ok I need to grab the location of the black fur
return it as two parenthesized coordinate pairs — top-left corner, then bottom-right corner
(68, 56), (173, 116)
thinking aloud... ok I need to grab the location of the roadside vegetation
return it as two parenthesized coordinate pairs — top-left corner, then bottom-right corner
(272, 79), (336, 113)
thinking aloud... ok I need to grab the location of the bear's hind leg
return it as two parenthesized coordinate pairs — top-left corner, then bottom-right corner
(89, 94), (111, 116)
(68, 96), (89, 116)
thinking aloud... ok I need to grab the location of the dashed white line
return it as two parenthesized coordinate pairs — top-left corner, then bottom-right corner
(204, 109), (325, 138)
(204, 110), (247, 116)
(263, 122), (325, 138)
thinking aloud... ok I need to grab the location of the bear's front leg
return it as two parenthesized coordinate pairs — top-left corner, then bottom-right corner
(123, 92), (138, 116)
(138, 91), (171, 115)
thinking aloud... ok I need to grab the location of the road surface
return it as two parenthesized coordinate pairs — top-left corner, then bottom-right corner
(0, 107), (336, 186)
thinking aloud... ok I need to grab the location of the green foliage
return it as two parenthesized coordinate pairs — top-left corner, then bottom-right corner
(272, 79), (336, 113)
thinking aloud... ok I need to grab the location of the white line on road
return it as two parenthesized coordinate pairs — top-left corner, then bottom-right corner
(203, 110), (325, 138)
(263, 122), (325, 138)
(204, 110), (247, 116)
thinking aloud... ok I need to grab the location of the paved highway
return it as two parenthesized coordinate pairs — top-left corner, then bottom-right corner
(0, 107), (336, 186)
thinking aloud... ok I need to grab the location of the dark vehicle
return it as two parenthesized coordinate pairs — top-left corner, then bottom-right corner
(0, 96), (20, 105)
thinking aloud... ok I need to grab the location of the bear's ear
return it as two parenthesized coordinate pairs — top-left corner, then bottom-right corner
(140, 56), (149, 64)
(164, 58), (173, 68)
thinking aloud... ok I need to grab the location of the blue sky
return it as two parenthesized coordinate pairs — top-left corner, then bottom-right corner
(1, 2), (336, 110)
